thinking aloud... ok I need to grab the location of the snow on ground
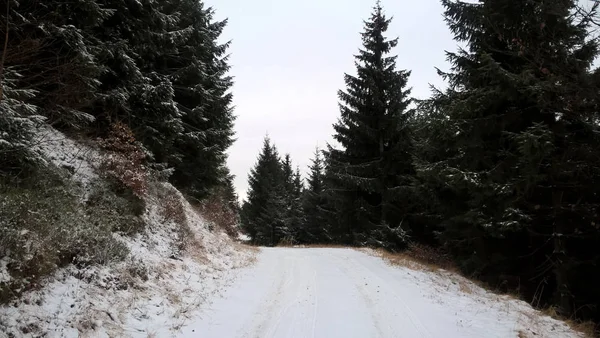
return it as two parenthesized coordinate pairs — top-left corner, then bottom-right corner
(0, 258), (10, 284)
(32, 125), (99, 200)
(183, 247), (583, 338)
(0, 127), (255, 338)
(0, 197), (255, 338)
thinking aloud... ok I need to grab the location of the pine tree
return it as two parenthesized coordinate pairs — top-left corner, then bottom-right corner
(241, 136), (287, 246)
(417, 0), (600, 318)
(325, 2), (415, 249)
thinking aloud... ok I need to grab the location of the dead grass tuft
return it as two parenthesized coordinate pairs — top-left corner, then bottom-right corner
(369, 245), (454, 273)
(277, 243), (351, 249)
(540, 307), (598, 338)
(457, 279), (474, 294)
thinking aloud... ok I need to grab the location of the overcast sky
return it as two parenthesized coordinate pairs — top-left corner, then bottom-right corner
(205, 0), (457, 200)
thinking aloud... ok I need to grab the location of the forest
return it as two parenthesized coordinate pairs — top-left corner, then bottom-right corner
(1, 0), (600, 332)
(0, 0), (239, 306)
(240, 0), (600, 328)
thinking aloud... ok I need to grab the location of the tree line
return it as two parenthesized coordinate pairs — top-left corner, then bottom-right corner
(0, 0), (237, 203)
(241, 0), (600, 326)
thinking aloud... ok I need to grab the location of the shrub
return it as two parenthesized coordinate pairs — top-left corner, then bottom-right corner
(405, 243), (454, 270)
(196, 190), (240, 237)
(98, 122), (148, 197)
(0, 166), (140, 304)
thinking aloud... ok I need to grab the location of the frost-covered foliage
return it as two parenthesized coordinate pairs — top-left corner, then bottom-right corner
(2, 0), (235, 201)
(0, 124), (253, 336)
(411, 0), (600, 325)
(0, 167), (139, 304)
(0, 173), (253, 338)
(0, 68), (44, 176)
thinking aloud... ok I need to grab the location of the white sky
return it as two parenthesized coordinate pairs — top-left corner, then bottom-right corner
(206, 0), (458, 200)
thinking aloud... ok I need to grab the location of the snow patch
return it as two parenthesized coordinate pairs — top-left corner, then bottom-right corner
(0, 257), (10, 284)
(32, 125), (100, 201)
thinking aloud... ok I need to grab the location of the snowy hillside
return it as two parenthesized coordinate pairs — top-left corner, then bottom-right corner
(0, 128), (255, 338)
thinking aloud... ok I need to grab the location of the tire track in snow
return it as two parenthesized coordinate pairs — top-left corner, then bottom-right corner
(351, 253), (434, 338)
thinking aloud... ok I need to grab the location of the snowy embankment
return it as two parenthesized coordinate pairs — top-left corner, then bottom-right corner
(184, 247), (583, 338)
(0, 127), (255, 337)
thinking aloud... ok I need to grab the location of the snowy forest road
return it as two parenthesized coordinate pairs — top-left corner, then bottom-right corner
(178, 248), (577, 338)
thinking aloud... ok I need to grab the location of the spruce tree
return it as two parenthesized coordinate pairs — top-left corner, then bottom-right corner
(417, 0), (600, 318)
(300, 148), (328, 243)
(169, 1), (235, 200)
(280, 155), (303, 243)
(325, 2), (415, 249)
(241, 136), (286, 246)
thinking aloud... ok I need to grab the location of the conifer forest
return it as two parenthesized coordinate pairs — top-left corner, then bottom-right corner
(2, 0), (600, 333)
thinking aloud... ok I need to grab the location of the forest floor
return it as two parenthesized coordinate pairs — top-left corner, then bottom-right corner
(180, 247), (584, 338)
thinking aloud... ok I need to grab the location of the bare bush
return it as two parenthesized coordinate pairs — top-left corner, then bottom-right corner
(161, 192), (187, 226)
(405, 243), (454, 270)
(196, 192), (239, 237)
(99, 122), (148, 197)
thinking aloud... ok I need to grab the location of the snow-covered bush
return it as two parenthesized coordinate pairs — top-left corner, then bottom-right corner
(0, 165), (146, 304)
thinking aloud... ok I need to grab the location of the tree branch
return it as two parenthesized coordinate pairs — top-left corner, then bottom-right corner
(0, 0), (9, 101)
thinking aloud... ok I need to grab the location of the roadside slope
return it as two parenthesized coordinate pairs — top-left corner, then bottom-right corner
(182, 248), (582, 338)
(0, 127), (255, 338)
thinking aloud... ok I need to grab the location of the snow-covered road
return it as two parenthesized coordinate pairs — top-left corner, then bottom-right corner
(179, 248), (580, 338)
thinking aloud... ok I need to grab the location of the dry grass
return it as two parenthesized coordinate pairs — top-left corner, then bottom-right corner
(367, 244), (455, 274)
(457, 278), (474, 294)
(277, 243), (352, 249)
(540, 307), (598, 338)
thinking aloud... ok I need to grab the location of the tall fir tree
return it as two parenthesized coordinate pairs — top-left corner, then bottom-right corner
(1, 0), (235, 201)
(416, 0), (600, 319)
(300, 148), (328, 243)
(169, 1), (235, 200)
(241, 136), (287, 246)
(280, 155), (303, 243)
(325, 2), (415, 249)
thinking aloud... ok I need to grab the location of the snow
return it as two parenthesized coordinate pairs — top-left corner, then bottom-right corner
(0, 183), (255, 338)
(0, 127), (255, 338)
(0, 257), (10, 284)
(32, 125), (100, 201)
(0, 126), (583, 337)
(182, 248), (583, 338)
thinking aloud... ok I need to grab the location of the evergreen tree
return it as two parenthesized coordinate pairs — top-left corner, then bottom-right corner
(300, 148), (328, 243)
(417, 0), (600, 319)
(2, 0), (235, 201)
(325, 2), (415, 249)
(241, 136), (286, 246)
(280, 155), (303, 243)
(168, 1), (235, 200)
